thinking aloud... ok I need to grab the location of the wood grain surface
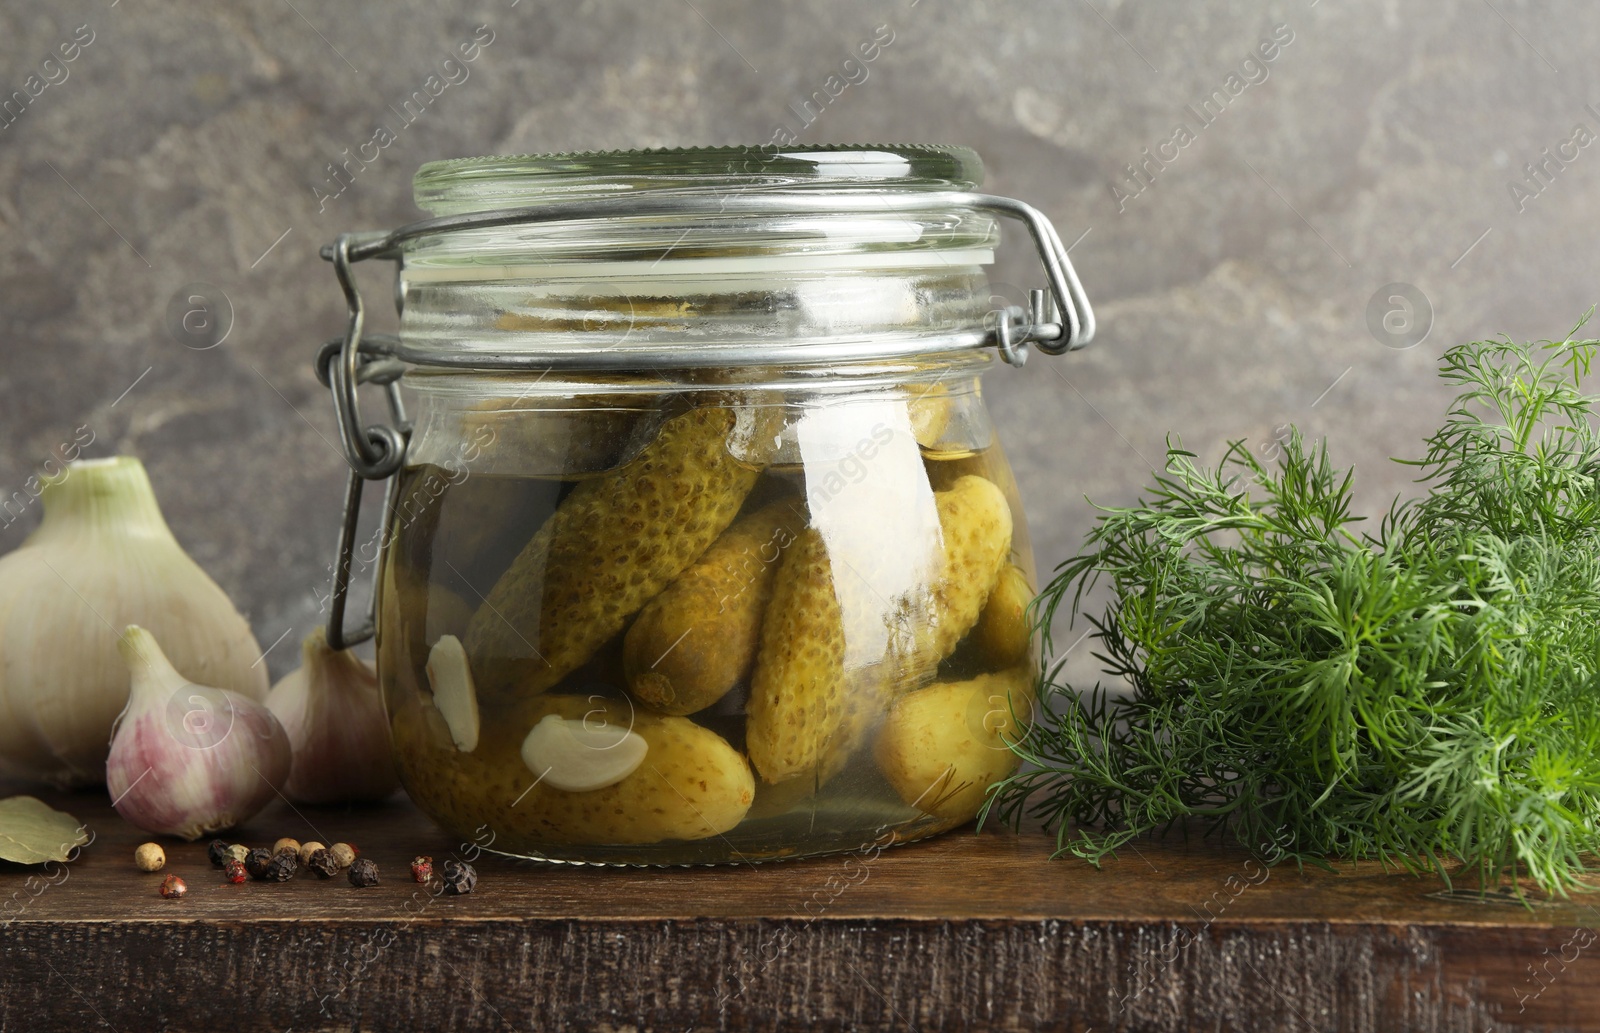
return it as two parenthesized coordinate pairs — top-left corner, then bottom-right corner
(1, 783), (1597, 1032)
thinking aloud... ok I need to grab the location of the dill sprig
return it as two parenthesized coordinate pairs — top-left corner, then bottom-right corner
(988, 318), (1600, 897)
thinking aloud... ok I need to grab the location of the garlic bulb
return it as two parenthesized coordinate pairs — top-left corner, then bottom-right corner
(266, 629), (399, 804)
(107, 625), (290, 840)
(0, 456), (267, 786)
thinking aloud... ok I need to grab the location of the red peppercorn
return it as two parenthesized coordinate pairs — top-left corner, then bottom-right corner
(410, 856), (434, 883)
(224, 859), (248, 884)
(159, 875), (187, 899)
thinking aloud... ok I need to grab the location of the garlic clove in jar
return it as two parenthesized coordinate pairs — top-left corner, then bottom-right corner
(425, 635), (480, 752)
(106, 625), (291, 841)
(265, 629), (399, 804)
(520, 714), (648, 792)
(0, 456), (268, 787)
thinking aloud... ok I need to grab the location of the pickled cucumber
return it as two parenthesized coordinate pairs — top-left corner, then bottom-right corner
(884, 473), (1015, 690)
(874, 667), (1034, 822)
(972, 564), (1034, 668)
(463, 406), (761, 699)
(393, 693), (754, 845)
(745, 527), (846, 783)
(747, 474), (1013, 785)
(624, 498), (806, 716)
(744, 666), (890, 820)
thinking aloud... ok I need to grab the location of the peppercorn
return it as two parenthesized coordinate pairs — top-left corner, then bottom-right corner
(134, 842), (166, 872)
(410, 856), (434, 883)
(273, 837), (301, 857)
(244, 847), (275, 880)
(307, 848), (340, 879)
(159, 875), (186, 899)
(329, 843), (357, 869)
(441, 859), (477, 896)
(205, 839), (231, 868)
(224, 844), (250, 865)
(347, 857), (379, 888)
(262, 851), (299, 882)
(298, 840), (327, 865)
(223, 859), (249, 884)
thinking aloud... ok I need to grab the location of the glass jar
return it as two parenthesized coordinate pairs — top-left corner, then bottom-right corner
(315, 145), (1094, 865)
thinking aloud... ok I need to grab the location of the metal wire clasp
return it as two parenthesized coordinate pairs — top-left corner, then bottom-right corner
(314, 234), (410, 648)
(966, 194), (1095, 366)
(327, 234), (409, 481)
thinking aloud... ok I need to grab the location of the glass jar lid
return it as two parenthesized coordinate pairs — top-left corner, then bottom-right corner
(413, 144), (985, 216)
(398, 145), (1000, 272)
(315, 145), (1094, 483)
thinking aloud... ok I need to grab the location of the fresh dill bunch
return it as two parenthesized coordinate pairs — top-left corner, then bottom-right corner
(989, 318), (1600, 896)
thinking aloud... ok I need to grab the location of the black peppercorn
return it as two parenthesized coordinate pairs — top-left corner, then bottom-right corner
(307, 848), (339, 879)
(348, 857), (379, 888)
(206, 839), (231, 868)
(244, 847), (275, 880)
(441, 859), (477, 895)
(262, 850), (299, 882)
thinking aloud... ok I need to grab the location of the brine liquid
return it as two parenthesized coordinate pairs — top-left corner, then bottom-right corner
(377, 428), (1036, 865)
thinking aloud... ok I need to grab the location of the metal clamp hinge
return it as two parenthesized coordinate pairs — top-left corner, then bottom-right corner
(314, 280), (410, 648)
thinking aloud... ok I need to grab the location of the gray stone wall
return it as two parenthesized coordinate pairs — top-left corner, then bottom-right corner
(2, 0), (1596, 677)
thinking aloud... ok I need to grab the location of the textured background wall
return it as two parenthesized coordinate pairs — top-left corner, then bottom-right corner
(2, 0), (1598, 680)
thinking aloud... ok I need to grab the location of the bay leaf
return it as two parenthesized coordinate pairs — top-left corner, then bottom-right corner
(0, 796), (91, 865)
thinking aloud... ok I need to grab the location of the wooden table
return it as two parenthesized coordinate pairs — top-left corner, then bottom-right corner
(1, 785), (1596, 1033)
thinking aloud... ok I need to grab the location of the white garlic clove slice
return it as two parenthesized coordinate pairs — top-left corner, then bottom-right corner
(520, 714), (648, 792)
(425, 636), (480, 752)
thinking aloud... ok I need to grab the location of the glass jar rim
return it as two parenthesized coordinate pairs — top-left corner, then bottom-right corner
(413, 144), (984, 216)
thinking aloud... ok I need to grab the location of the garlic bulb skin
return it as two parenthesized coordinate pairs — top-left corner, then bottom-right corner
(107, 625), (290, 840)
(266, 629), (399, 804)
(0, 457), (268, 786)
